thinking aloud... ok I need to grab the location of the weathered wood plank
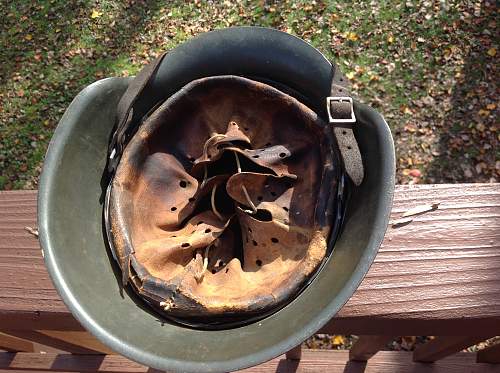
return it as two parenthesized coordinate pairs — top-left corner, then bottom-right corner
(285, 345), (302, 360)
(477, 342), (500, 363)
(413, 336), (491, 363)
(0, 350), (497, 373)
(3, 331), (105, 355)
(0, 184), (499, 336)
(349, 335), (394, 361)
(0, 333), (34, 353)
(36, 331), (114, 355)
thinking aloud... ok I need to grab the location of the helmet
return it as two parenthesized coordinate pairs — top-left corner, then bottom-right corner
(39, 27), (395, 372)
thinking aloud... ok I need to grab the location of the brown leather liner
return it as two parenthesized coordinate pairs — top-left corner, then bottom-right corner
(109, 76), (338, 321)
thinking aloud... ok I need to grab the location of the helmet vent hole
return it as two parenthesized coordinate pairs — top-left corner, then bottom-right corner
(271, 237), (279, 244)
(181, 243), (190, 248)
(179, 180), (188, 188)
(283, 206), (289, 212)
(171, 207), (177, 211)
(257, 196), (263, 201)
(188, 197), (195, 202)
(279, 152), (286, 158)
(205, 228), (211, 234)
(252, 155), (259, 159)
(347, 146), (352, 150)
(197, 221), (204, 225)
(270, 191), (276, 197)
(342, 130), (347, 135)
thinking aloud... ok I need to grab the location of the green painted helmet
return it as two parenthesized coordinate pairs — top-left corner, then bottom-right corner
(39, 27), (395, 372)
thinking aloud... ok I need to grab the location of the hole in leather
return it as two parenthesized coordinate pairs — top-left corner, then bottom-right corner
(256, 259), (262, 266)
(179, 180), (188, 188)
(188, 197), (195, 202)
(283, 206), (289, 212)
(271, 237), (279, 244)
(181, 243), (190, 248)
(252, 240), (258, 246)
(171, 207), (177, 211)
(265, 142), (271, 146)
(257, 196), (263, 201)
(197, 221), (204, 225)
(252, 155), (259, 159)
(248, 227), (252, 233)
(253, 209), (272, 222)
(279, 152), (286, 158)
(205, 228), (211, 234)
(270, 191), (276, 197)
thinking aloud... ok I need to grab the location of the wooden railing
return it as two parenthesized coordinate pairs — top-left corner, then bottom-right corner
(0, 184), (499, 371)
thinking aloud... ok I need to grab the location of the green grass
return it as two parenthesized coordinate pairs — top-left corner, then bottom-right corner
(0, 0), (498, 189)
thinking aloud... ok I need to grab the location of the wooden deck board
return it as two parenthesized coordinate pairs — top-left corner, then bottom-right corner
(0, 350), (497, 373)
(1, 184), (499, 335)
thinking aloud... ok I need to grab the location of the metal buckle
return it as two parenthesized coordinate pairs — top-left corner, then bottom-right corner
(326, 96), (356, 124)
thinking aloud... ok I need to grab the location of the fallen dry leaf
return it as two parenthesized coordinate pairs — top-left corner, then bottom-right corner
(402, 203), (440, 218)
(346, 71), (355, 79)
(409, 169), (422, 177)
(91, 9), (102, 19)
(332, 335), (345, 345)
(346, 32), (358, 41)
